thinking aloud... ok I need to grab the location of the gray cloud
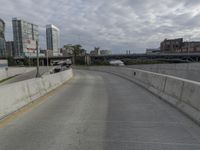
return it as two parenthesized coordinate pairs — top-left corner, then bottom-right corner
(1, 0), (200, 53)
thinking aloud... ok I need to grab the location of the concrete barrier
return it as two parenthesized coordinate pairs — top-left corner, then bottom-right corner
(0, 69), (73, 119)
(128, 63), (200, 82)
(76, 66), (200, 124)
(0, 67), (35, 81)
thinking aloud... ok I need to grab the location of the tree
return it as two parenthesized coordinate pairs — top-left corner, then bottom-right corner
(63, 44), (86, 56)
(7, 57), (16, 66)
(72, 44), (82, 56)
(63, 44), (87, 65)
(73, 44), (86, 57)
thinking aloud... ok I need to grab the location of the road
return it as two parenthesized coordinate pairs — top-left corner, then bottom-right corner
(0, 67), (51, 85)
(0, 69), (200, 150)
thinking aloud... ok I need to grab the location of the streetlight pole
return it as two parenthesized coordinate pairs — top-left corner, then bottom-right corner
(46, 49), (49, 69)
(36, 40), (41, 77)
(28, 51), (31, 67)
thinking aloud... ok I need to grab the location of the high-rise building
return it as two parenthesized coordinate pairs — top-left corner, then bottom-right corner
(12, 18), (39, 57)
(5, 41), (14, 57)
(0, 19), (5, 57)
(46, 24), (60, 56)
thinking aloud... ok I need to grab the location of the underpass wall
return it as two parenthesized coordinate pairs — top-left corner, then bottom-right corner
(0, 67), (35, 81)
(76, 66), (200, 124)
(0, 69), (73, 119)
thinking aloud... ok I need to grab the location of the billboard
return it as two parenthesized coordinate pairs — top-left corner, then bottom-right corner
(26, 39), (37, 52)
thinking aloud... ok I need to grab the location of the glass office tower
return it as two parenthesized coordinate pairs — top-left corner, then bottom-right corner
(12, 18), (39, 57)
(0, 19), (5, 57)
(46, 24), (60, 56)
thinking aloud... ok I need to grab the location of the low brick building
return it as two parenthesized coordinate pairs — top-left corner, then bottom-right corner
(160, 38), (200, 53)
(160, 38), (183, 53)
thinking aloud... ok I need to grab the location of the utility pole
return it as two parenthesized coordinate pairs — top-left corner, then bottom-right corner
(36, 40), (41, 77)
(28, 51), (31, 67)
(46, 50), (49, 69)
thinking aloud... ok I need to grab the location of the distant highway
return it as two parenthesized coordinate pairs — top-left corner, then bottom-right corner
(0, 70), (199, 149)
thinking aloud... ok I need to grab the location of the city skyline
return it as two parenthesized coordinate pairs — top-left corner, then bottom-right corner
(1, 0), (200, 53)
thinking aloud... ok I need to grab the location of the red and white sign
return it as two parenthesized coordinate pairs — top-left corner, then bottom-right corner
(26, 39), (37, 51)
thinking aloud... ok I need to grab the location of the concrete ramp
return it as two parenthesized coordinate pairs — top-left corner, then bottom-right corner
(77, 66), (200, 125)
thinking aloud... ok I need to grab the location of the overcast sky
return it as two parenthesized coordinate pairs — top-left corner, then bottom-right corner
(1, 0), (200, 53)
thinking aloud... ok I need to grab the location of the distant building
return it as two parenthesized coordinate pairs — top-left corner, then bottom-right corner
(146, 48), (160, 54)
(182, 41), (200, 53)
(90, 49), (112, 56)
(61, 44), (74, 56)
(46, 24), (60, 56)
(90, 47), (100, 56)
(5, 41), (14, 57)
(100, 50), (112, 55)
(160, 38), (200, 53)
(40, 49), (53, 57)
(0, 19), (5, 57)
(90, 50), (98, 56)
(12, 18), (39, 57)
(126, 50), (131, 54)
(160, 38), (183, 53)
(46, 49), (54, 57)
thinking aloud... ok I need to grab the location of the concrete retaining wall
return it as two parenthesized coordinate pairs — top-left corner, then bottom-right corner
(128, 63), (200, 82)
(77, 66), (200, 124)
(0, 69), (73, 119)
(0, 67), (35, 81)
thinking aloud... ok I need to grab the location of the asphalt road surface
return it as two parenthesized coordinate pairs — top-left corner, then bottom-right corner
(0, 69), (200, 150)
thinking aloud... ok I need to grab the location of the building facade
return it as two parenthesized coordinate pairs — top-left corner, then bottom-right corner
(160, 38), (183, 53)
(181, 42), (200, 53)
(90, 47), (100, 56)
(5, 41), (14, 57)
(12, 18), (39, 57)
(46, 24), (60, 56)
(0, 19), (5, 57)
(160, 38), (200, 53)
